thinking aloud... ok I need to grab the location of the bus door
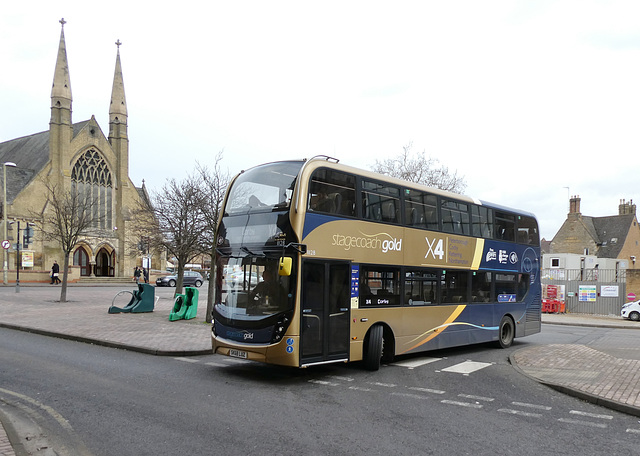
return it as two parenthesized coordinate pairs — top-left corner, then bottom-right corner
(301, 260), (350, 365)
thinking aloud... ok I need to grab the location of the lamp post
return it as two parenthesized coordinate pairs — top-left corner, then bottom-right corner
(3, 162), (16, 286)
(15, 220), (20, 293)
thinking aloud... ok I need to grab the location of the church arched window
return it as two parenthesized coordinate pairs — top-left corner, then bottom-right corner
(71, 149), (113, 230)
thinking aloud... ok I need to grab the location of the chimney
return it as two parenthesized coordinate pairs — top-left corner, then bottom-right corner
(569, 195), (581, 217)
(619, 198), (636, 215)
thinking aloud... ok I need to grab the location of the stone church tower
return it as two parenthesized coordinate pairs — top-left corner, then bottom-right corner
(0, 19), (153, 281)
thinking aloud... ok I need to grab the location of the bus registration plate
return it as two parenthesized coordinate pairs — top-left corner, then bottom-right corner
(229, 349), (248, 359)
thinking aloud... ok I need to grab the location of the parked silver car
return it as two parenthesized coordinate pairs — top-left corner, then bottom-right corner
(156, 271), (204, 288)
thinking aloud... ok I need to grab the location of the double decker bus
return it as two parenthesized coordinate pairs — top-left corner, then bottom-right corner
(212, 157), (541, 370)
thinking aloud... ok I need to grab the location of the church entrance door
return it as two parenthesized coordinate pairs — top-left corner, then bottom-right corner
(95, 248), (113, 277)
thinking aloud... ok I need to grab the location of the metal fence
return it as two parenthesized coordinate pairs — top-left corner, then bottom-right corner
(541, 268), (626, 316)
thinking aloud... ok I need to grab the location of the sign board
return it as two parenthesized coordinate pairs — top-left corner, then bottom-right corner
(579, 285), (597, 302)
(1, 240), (9, 250)
(22, 251), (34, 268)
(546, 284), (558, 299)
(600, 285), (619, 298)
(628, 292), (637, 301)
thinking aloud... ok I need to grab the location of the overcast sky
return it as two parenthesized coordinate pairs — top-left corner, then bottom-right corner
(3, 1), (640, 240)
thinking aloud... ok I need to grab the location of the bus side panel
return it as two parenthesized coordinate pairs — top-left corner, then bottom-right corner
(351, 303), (530, 357)
(350, 340), (364, 362)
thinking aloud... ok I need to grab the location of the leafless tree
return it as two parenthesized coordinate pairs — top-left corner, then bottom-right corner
(141, 173), (209, 295)
(37, 179), (102, 302)
(372, 143), (467, 194)
(195, 151), (230, 322)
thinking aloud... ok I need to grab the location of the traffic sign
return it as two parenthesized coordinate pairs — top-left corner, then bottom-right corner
(627, 292), (636, 301)
(1, 240), (9, 250)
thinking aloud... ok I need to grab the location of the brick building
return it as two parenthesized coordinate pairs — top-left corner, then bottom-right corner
(549, 196), (640, 269)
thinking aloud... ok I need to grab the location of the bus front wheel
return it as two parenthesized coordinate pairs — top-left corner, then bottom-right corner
(496, 315), (515, 348)
(364, 325), (384, 371)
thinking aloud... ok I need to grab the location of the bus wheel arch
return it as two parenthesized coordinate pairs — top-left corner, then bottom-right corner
(496, 314), (515, 349)
(363, 323), (394, 370)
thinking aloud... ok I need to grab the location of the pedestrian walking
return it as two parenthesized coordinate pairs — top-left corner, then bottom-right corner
(143, 268), (149, 284)
(51, 260), (61, 284)
(134, 266), (142, 284)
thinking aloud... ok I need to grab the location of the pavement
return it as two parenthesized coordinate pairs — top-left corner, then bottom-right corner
(0, 285), (639, 455)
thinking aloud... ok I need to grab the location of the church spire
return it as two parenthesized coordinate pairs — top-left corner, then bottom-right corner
(50, 18), (72, 124)
(109, 39), (130, 280)
(109, 40), (128, 124)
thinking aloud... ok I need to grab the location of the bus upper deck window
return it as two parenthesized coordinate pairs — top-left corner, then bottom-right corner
(495, 212), (516, 242)
(308, 169), (356, 217)
(517, 215), (540, 246)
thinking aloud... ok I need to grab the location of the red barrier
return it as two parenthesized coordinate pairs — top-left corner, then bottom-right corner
(542, 299), (565, 313)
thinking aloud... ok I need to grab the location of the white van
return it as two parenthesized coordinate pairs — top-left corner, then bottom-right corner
(621, 300), (640, 321)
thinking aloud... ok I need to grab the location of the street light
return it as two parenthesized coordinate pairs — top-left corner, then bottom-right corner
(3, 162), (16, 286)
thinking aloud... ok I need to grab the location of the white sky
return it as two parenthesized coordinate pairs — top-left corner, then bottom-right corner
(3, 1), (640, 240)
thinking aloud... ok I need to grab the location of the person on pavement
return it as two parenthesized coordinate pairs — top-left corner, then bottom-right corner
(51, 260), (61, 284)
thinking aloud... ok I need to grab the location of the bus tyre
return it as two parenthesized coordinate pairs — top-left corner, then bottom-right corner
(496, 315), (515, 349)
(364, 325), (384, 371)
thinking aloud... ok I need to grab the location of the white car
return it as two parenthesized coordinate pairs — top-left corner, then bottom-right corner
(621, 300), (640, 321)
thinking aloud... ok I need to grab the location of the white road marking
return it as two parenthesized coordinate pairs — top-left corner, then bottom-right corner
(308, 380), (339, 386)
(626, 428), (640, 434)
(393, 357), (442, 369)
(205, 362), (228, 367)
(511, 401), (552, 411)
(408, 387), (446, 395)
(367, 382), (397, 388)
(441, 400), (483, 409)
(441, 360), (492, 375)
(329, 375), (354, 382)
(498, 409), (543, 418)
(558, 418), (607, 429)
(349, 386), (374, 392)
(392, 392), (431, 400)
(458, 394), (494, 402)
(569, 410), (613, 420)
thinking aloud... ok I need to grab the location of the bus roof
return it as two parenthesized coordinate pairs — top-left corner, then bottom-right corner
(235, 156), (537, 219)
(299, 156), (536, 218)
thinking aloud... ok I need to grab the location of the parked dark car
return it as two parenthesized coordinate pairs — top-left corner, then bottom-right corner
(156, 271), (204, 288)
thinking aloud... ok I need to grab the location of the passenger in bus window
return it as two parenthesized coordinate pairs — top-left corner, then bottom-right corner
(310, 192), (334, 212)
(359, 276), (371, 296)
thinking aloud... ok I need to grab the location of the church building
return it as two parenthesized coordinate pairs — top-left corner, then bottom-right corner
(0, 20), (152, 282)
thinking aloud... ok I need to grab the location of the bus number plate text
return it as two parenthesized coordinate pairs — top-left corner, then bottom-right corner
(229, 349), (248, 359)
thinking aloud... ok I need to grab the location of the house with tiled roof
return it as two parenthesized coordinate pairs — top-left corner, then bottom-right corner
(548, 196), (640, 270)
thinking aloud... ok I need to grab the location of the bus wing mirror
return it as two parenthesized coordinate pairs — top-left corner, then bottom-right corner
(279, 257), (292, 276)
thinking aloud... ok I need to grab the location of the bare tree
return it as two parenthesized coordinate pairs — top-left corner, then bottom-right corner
(38, 179), (101, 302)
(141, 173), (208, 295)
(195, 151), (230, 322)
(372, 143), (467, 194)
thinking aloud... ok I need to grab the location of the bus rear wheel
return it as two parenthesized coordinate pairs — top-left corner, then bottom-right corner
(496, 316), (515, 348)
(364, 325), (384, 371)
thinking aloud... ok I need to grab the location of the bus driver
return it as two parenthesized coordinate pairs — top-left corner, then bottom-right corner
(250, 269), (283, 307)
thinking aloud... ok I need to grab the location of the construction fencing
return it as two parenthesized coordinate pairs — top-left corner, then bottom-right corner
(541, 268), (627, 316)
